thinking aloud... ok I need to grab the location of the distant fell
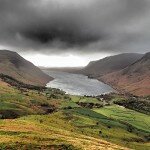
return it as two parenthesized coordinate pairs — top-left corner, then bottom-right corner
(101, 52), (150, 96)
(79, 53), (144, 77)
(0, 50), (53, 86)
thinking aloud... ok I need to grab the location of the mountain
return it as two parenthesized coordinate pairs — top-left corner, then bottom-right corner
(78, 53), (144, 77)
(100, 52), (150, 96)
(0, 50), (53, 86)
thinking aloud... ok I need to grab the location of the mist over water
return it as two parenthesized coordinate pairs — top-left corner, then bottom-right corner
(44, 70), (115, 96)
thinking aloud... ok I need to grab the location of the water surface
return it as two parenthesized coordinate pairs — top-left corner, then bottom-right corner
(44, 70), (115, 96)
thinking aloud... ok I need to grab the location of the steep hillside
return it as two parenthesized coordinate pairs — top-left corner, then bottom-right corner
(79, 53), (143, 77)
(100, 52), (150, 96)
(0, 50), (53, 86)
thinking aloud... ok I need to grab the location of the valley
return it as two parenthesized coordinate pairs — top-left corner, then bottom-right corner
(1, 1), (150, 149)
(0, 50), (149, 150)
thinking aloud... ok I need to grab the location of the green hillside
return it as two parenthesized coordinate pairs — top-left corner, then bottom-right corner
(0, 75), (150, 150)
(93, 105), (150, 132)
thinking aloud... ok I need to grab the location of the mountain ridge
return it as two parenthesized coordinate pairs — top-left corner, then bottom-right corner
(100, 52), (150, 96)
(78, 53), (144, 77)
(0, 50), (53, 86)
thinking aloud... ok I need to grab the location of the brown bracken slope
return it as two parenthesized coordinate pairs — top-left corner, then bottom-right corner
(78, 53), (143, 78)
(100, 52), (150, 96)
(0, 50), (53, 86)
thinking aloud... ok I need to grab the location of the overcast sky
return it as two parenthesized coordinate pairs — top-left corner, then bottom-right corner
(0, 0), (150, 67)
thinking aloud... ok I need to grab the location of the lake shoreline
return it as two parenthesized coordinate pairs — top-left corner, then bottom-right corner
(44, 70), (116, 96)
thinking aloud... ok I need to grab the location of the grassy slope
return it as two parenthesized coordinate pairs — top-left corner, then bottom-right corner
(0, 112), (129, 150)
(66, 108), (150, 150)
(93, 105), (150, 149)
(0, 79), (150, 150)
(0, 80), (127, 150)
(93, 105), (150, 132)
(71, 95), (102, 104)
(0, 79), (66, 118)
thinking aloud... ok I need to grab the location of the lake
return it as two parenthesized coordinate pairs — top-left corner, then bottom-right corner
(44, 70), (115, 96)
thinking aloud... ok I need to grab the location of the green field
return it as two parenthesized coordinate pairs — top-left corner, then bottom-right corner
(64, 107), (150, 150)
(93, 105), (150, 133)
(71, 95), (102, 104)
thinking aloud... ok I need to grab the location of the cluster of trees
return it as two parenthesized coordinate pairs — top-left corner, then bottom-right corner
(40, 103), (56, 114)
(77, 102), (103, 109)
(0, 73), (46, 91)
(114, 97), (150, 115)
(45, 88), (67, 100)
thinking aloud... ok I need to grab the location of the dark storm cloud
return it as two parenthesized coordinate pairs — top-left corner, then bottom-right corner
(0, 0), (150, 54)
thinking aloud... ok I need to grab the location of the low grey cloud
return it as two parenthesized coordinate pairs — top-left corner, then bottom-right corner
(0, 0), (150, 54)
